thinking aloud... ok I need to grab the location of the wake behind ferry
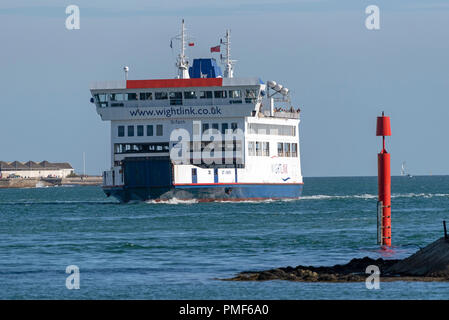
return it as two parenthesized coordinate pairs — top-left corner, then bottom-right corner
(90, 21), (303, 202)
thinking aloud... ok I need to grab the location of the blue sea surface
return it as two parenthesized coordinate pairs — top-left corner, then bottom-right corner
(1, 176), (449, 299)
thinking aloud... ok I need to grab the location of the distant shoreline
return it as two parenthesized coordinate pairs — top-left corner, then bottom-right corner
(0, 176), (103, 189)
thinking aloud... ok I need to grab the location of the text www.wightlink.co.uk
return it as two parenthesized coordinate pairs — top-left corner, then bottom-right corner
(129, 106), (222, 118)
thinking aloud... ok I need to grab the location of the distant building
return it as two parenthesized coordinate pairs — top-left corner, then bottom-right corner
(0, 161), (74, 179)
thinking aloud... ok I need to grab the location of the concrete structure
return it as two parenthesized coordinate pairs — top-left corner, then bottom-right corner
(0, 161), (74, 179)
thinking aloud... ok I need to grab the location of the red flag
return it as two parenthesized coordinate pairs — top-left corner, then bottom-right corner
(188, 42), (194, 47)
(210, 45), (220, 53)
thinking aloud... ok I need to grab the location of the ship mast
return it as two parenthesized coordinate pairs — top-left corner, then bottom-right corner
(173, 19), (190, 79)
(221, 29), (236, 78)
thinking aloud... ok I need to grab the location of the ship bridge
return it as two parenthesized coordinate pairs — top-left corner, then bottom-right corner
(90, 76), (275, 121)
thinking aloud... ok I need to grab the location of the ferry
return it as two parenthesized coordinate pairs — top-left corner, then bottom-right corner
(90, 21), (303, 202)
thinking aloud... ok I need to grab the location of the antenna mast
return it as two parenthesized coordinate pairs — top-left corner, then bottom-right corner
(221, 29), (236, 78)
(173, 19), (190, 79)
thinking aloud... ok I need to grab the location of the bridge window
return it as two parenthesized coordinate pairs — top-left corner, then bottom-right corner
(137, 125), (144, 136)
(212, 123), (219, 131)
(155, 92), (168, 100)
(245, 89), (257, 98)
(231, 122), (238, 131)
(94, 93), (108, 107)
(245, 89), (258, 103)
(118, 126), (124, 137)
(110, 93), (124, 101)
(95, 93), (107, 102)
(200, 91), (212, 99)
(229, 90), (242, 104)
(147, 125), (153, 136)
(229, 90), (242, 99)
(214, 90), (227, 99)
(127, 126), (134, 137)
(140, 92), (152, 100)
(184, 91), (197, 99)
(126, 93), (137, 101)
(169, 92), (183, 105)
(156, 124), (163, 136)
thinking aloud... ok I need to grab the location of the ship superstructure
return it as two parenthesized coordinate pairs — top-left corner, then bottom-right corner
(90, 21), (303, 202)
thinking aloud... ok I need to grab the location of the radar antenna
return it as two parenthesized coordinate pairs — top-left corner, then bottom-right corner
(220, 29), (236, 78)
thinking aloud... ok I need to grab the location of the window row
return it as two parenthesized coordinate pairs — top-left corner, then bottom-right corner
(117, 124), (163, 137)
(186, 141), (243, 152)
(277, 142), (298, 157)
(114, 143), (169, 154)
(94, 89), (258, 106)
(248, 141), (270, 157)
(248, 123), (296, 136)
(193, 122), (239, 136)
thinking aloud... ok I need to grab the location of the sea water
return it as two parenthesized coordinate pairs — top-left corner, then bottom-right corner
(1, 176), (449, 299)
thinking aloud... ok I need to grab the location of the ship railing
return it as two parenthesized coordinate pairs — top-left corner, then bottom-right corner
(262, 110), (300, 119)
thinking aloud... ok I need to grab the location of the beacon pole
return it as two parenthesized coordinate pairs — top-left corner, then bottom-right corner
(376, 112), (391, 247)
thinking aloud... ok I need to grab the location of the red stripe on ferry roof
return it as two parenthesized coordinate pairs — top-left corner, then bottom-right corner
(126, 78), (223, 89)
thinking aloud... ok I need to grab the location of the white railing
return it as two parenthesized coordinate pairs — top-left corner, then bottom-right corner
(262, 110), (300, 119)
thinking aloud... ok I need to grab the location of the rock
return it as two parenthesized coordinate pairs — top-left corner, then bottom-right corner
(387, 237), (449, 276)
(223, 237), (449, 282)
(257, 271), (277, 281)
(270, 268), (287, 278)
(317, 274), (338, 281)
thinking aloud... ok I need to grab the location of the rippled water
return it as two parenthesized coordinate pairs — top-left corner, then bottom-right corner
(1, 176), (449, 299)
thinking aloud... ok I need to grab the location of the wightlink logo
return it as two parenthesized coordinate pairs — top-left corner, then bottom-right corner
(129, 106), (222, 118)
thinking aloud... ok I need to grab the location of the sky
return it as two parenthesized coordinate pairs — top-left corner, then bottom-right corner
(0, 0), (448, 176)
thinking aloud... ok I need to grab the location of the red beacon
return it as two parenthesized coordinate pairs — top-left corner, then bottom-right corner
(376, 112), (391, 247)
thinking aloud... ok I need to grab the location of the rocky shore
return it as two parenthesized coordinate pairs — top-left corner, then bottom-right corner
(224, 237), (449, 282)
